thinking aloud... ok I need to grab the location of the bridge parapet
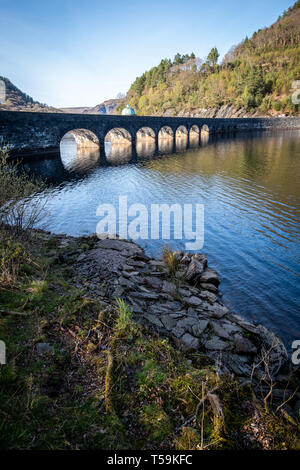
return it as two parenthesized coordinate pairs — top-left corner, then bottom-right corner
(0, 110), (299, 158)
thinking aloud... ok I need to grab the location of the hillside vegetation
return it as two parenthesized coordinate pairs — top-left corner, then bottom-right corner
(118, 1), (300, 117)
(0, 77), (62, 113)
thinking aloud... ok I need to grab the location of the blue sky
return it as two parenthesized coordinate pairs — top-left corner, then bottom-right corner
(0, 0), (295, 107)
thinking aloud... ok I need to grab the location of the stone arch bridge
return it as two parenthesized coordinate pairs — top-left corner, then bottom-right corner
(0, 110), (299, 160)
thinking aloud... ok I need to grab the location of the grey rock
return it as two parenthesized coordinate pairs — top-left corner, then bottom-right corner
(162, 280), (177, 295)
(127, 259), (146, 268)
(76, 253), (86, 262)
(211, 321), (231, 340)
(161, 314), (177, 330)
(220, 321), (242, 335)
(143, 314), (163, 328)
(181, 253), (192, 264)
(112, 286), (125, 298)
(178, 288), (191, 297)
(143, 276), (162, 290)
(175, 333), (200, 352)
(205, 337), (229, 351)
(221, 353), (253, 376)
(122, 270), (139, 278)
(172, 326), (186, 338)
(130, 291), (160, 300)
(185, 259), (205, 283)
(191, 320), (209, 337)
(177, 316), (198, 332)
(234, 335), (257, 355)
(200, 268), (220, 286)
(149, 259), (165, 267)
(199, 290), (217, 303)
(183, 295), (203, 307)
(118, 276), (135, 288)
(206, 303), (229, 319)
(96, 239), (143, 257)
(192, 253), (208, 268)
(200, 283), (218, 293)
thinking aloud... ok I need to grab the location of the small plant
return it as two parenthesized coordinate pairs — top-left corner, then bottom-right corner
(115, 298), (132, 330)
(0, 147), (48, 234)
(0, 238), (26, 285)
(163, 246), (179, 276)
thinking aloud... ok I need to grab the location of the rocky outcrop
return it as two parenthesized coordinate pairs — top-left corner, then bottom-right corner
(61, 99), (123, 115)
(164, 104), (268, 119)
(0, 76), (62, 113)
(66, 235), (289, 384)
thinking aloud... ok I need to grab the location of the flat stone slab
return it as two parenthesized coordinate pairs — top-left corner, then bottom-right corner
(200, 268), (220, 286)
(183, 295), (203, 307)
(205, 337), (230, 351)
(175, 333), (200, 352)
(191, 319), (209, 337)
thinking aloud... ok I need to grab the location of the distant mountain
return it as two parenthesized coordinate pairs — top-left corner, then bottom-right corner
(60, 98), (123, 115)
(122, 1), (300, 117)
(0, 76), (63, 113)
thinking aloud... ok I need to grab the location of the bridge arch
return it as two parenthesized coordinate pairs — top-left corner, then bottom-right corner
(158, 125), (174, 139)
(189, 124), (200, 148)
(104, 127), (132, 164)
(157, 126), (174, 154)
(136, 127), (155, 140)
(200, 124), (210, 145)
(59, 128), (100, 172)
(136, 127), (156, 158)
(175, 125), (188, 152)
(175, 125), (188, 137)
(60, 128), (99, 148)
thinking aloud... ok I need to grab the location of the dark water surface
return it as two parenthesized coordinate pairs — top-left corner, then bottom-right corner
(21, 131), (300, 346)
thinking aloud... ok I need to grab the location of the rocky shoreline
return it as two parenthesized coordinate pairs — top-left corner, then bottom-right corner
(39, 230), (294, 388)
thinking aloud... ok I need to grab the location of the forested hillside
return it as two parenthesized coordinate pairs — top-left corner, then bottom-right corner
(118, 1), (300, 117)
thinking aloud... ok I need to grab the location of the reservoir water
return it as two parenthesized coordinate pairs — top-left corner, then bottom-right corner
(21, 130), (300, 346)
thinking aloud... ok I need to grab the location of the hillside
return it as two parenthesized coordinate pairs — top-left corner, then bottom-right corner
(119, 1), (300, 117)
(0, 77), (62, 113)
(60, 98), (122, 115)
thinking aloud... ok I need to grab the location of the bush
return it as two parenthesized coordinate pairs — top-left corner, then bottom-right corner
(0, 147), (48, 233)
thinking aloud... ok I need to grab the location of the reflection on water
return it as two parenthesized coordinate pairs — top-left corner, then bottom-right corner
(22, 130), (300, 345)
(137, 139), (155, 158)
(60, 139), (100, 172)
(106, 142), (132, 165)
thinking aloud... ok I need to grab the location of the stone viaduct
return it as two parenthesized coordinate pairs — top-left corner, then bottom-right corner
(0, 110), (299, 161)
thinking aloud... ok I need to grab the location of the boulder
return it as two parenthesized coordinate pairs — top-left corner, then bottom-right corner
(183, 295), (203, 307)
(199, 290), (217, 303)
(185, 259), (205, 283)
(162, 280), (177, 295)
(160, 315), (177, 330)
(234, 335), (257, 355)
(206, 304), (229, 319)
(211, 321), (231, 340)
(200, 268), (220, 286)
(191, 320), (209, 337)
(200, 282), (218, 293)
(143, 314), (163, 328)
(205, 337), (229, 351)
(175, 333), (200, 352)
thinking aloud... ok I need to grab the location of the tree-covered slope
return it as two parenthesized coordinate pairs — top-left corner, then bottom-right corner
(118, 1), (300, 117)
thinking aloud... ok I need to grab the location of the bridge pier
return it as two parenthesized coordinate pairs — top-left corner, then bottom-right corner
(186, 129), (190, 149)
(98, 139), (108, 165)
(131, 135), (138, 162)
(154, 133), (159, 154)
